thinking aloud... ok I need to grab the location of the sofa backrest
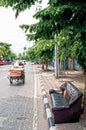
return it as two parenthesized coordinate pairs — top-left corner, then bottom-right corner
(60, 82), (83, 105)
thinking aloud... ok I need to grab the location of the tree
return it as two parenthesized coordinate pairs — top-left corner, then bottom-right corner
(9, 52), (17, 61)
(48, 0), (86, 113)
(27, 40), (54, 70)
(34, 39), (54, 70)
(27, 46), (37, 62)
(21, 0), (86, 112)
(0, 42), (17, 61)
(42, 0), (86, 75)
(0, 42), (11, 59)
(0, 0), (37, 18)
(1, 0), (86, 71)
(1, 0), (86, 113)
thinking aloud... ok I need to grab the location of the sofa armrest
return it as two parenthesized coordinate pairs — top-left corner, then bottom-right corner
(49, 88), (63, 95)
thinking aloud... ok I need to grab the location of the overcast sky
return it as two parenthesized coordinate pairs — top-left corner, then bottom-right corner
(0, 5), (37, 55)
(0, 0), (48, 55)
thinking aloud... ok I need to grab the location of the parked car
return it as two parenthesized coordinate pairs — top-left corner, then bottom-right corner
(0, 61), (7, 65)
(6, 60), (12, 65)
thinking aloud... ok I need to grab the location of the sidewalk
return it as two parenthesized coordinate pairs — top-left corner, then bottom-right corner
(35, 64), (86, 130)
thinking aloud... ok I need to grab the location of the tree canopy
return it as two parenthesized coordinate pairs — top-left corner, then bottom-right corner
(0, 0), (38, 18)
(0, 0), (86, 71)
(0, 42), (17, 60)
(27, 39), (54, 69)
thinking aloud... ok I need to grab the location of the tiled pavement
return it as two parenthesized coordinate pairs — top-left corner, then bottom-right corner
(35, 64), (86, 130)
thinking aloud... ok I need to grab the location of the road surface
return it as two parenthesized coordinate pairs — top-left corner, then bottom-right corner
(0, 63), (36, 130)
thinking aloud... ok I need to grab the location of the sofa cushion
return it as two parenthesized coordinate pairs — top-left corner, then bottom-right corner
(51, 93), (69, 110)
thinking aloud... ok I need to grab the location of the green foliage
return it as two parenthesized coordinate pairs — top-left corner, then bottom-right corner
(57, 26), (74, 60)
(27, 46), (37, 62)
(34, 39), (54, 62)
(9, 52), (17, 60)
(0, 0), (37, 17)
(27, 39), (54, 63)
(0, 42), (11, 58)
(1, 0), (86, 71)
(47, 0), (86, 70)
(20, 24), (30, 33)
(0, 0), (37, 11)
(73, 32), (86, 69)
(42, 69), (51, 72)
(0, 42), (17, 60)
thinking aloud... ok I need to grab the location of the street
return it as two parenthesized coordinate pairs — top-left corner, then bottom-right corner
(0, 63), (36, 130)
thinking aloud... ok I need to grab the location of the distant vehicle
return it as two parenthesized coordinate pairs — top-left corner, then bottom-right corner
(0, 61), (7, 65)
(23, 60), (26, 65)
(6, 60), (12, 65)
(7, 61), (12, 65)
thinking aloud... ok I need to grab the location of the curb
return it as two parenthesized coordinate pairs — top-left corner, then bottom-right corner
(39, 76), (57, 130)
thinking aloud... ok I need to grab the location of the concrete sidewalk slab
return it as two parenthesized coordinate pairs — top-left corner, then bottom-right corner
(35, 64), (86, 130)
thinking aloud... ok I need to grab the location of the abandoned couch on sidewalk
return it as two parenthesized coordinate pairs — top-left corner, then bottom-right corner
(49, 81), (83, 123)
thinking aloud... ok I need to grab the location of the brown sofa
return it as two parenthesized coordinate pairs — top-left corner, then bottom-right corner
(49, 81), (83, 123)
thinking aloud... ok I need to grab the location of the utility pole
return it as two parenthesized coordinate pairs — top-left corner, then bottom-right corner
(54, 35), (59, 79)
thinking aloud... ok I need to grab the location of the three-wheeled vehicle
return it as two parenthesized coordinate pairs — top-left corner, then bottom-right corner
(8, 62), (25, 85)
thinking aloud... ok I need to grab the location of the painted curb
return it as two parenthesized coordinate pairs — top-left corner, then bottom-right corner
(39, 76), (57, 130)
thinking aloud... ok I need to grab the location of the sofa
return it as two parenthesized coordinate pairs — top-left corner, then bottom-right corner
(49, 81), (83, 123)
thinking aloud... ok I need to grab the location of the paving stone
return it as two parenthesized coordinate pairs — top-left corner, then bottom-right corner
(35, 64), (86, 130)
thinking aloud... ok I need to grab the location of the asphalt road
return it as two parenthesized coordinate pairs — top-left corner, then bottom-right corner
(0, 63), (36, 130)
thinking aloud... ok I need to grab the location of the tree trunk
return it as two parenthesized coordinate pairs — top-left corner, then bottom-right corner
(41, 62), (44, 70)
(84, 73), (86, 109)
(82, 72), (86, 115)
(45, 61), (48, 70)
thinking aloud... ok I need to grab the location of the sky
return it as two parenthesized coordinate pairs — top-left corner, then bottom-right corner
(0, 0), (48, 55)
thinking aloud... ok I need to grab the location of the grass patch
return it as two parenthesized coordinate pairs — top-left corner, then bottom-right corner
(79, 88), (86, 93)
(42, 69), (51, 72)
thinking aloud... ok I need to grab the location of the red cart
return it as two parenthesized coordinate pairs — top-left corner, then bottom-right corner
(8, 66), (25, 85)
